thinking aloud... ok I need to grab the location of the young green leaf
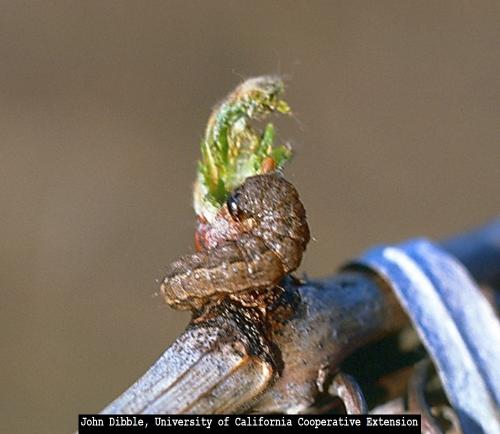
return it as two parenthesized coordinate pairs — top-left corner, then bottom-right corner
(194, 76), (292, 221)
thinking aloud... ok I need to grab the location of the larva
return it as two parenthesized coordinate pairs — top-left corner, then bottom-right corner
(161, 173), (310, 311)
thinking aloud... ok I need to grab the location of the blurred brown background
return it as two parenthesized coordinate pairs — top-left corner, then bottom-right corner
(1, 1), (499, 433)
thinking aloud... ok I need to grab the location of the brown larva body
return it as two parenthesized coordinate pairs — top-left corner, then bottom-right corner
(161, 173), (310, 310)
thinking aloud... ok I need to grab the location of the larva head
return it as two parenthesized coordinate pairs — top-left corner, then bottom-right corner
(226, 173), (310, 271)
(227, 174), (297, 222)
